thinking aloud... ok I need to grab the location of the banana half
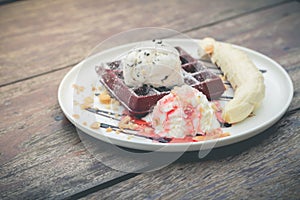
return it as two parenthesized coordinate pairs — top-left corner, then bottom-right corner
(198, 38), (265, 124)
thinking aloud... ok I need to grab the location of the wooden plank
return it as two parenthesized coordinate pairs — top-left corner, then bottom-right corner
(0, 0), (288, 86)
(0, 128), (125, 200)
(187, 1), (300, 66)
(0, 67), (129, 199)
(0, 67), (70, 163)
(80, 2), (300, 199)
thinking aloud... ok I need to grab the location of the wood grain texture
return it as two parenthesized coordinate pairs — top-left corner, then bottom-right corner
(0, 67), (128, 199)
(0, 0), (299, 199)
(187, 1), (300, 68)
(81, 2), (300, 200)
(0, 0), (288, 86)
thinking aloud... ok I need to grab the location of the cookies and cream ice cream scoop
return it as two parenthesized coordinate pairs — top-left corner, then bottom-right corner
(122, 40), (184, 88)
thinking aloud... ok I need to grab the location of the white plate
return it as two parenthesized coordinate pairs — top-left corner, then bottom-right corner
(58, 39), (293, 152)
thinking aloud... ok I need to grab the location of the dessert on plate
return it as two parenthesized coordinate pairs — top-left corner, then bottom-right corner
(122, 40), (184, 88)
(95, 40), (226, 117)
(151, 85), (220, 138)
(93, 38), (265, 141)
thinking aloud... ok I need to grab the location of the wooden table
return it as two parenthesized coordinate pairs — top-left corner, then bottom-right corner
(1, 0), (299, 199)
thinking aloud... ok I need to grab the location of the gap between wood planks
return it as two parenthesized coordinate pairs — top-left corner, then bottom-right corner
(181, 0), (294, 34)
(63, 173), (140, 200)
(287, 106), (300, 115)
(0, 0), (294, 88)
(0, 0), (24, 6)
(0, 63), (76, 88)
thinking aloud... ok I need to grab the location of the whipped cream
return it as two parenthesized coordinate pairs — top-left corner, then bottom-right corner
(151, 85), (218, 138)
(122, 40), (184, 88)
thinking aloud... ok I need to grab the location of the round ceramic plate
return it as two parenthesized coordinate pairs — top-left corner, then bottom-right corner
(58, 39), (293, 152)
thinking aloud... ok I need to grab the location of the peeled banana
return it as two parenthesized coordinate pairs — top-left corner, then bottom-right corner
(198, 38), (265, 123)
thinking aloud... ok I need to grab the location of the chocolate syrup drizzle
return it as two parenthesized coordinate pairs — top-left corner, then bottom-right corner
(86, 107), (171, 143)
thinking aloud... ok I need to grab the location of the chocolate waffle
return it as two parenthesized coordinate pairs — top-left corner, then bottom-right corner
(95, 46), (225, 117)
